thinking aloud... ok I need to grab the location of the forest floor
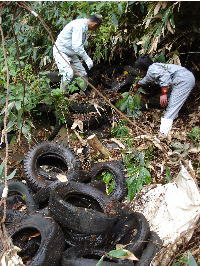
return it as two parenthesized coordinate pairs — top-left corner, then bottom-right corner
(0, 69), (199, 265)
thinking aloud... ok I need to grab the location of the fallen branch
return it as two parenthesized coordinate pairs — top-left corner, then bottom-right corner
(87, 134), (111, 158)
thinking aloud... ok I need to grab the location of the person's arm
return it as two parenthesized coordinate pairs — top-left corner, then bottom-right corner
(157, 68), (172, 107)
(133, 71), (154, 92)
(138, 71), (154, 86)
(72, 24), (93, 69)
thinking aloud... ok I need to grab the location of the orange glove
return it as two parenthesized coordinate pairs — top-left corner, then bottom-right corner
(160, 86), (169, 107)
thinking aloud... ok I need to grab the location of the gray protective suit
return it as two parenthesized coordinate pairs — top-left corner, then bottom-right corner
(138, 63), (195, 119)
(53, 18), (90, 84)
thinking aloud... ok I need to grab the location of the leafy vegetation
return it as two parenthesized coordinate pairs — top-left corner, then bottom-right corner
(96, 171), (115, 195)
(172, 252), (198, 266)
(0, 162), (17, 181)
(112, 120), (152, 201)
(187, 127), (200, 148)
(1, 1), (199, 69)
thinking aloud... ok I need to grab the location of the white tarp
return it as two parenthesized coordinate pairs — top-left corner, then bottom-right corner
(132, 165), (200, 265)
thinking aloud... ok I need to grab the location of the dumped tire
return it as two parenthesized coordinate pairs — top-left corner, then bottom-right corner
(48, 111), (63, 140)
(0, 207), (27, 226)
(40, 71), (61, 83)
(7, 213), (65, 266)
(24, 141), (81, 192)
(135, 231), (162, 266)
(69, 102), (111, 114)
(112, 212), (150, 257)
(61, 247), (133, 266)
(34, 170), (91, 205)
(49, 181), (119, 234)
(63, 229), (106, 248)
(89, 160), (127, 201)
(67, 103), (111, 130)
(0, 180), (38, 211)
(69, 102), (97, 114)
(66, 113), (108, 130)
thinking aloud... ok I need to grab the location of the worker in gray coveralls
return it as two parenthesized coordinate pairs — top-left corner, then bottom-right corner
(53, 14), (102, 90)
(134, 56), (195, 136)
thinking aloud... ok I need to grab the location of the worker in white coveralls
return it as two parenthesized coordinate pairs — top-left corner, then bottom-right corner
(53, 14), (102, 90)
(133, 56), (195, 136)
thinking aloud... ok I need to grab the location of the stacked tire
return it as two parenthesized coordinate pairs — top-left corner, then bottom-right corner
(0, 141), (162, 265)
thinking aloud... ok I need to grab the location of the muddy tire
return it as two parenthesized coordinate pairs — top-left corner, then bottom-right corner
(0, 181), (38, 211)
(69, 102), (111, 114)
(61, 247), (133, 266)
(34, 170), (91, 205)
(113, 212), (150, 257)
(24, 142), (81, 192)
(66, 113), (108, 130)
(63, 229), (106, 248)
(7, 213), (65, 266)
(89, 160), (127, 201)
(48, 111), (63, 140)
(67, 103), (111, 130)
(69, 102), (97, 114)
(135, 231), (162, 266)
(49, 181), (119, 234)
(0, 207), (27, 226)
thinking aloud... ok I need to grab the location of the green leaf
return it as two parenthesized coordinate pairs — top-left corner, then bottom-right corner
(111, 13), (118, 26)
(0, 163), (5, 177)
(96, 255), (105, 266)
(187, 252), (198, 266)
(165, 166), (172, 182)
(15, 101), (21, 111)
(118, 3), (123, 15)
(7, 169), (17, 180)
(108, 249), (128, 258)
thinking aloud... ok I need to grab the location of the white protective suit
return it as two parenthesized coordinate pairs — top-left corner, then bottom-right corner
(53, 18), (92, 84)
(138, 63), (195, 135)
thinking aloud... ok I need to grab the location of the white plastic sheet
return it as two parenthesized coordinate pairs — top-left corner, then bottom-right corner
(132, 165), (200, 264)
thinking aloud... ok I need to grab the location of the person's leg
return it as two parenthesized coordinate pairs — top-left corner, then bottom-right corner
(160, 70), (195, 135)
(164, 71), (195, 119)
(70, 55), (88, 91)
(53, 47), (74, 90)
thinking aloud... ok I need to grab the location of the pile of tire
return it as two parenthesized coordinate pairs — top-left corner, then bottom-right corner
(33, 100), (112, 141)
(0, 141), (162, 265)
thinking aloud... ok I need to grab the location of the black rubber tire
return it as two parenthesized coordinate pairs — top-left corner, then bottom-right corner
(66, 113), (108, 130)
(0, 207), (27, 226)
(36, 153), (70, 181)
(89, 160), (127, 201)
(24, 142), (81, 192)
(69, 102), (97, 114)
(48, 111), (63, 140)
(0, 181), (38, 211)
(49, 181), (119, 234)
(61, 247), (133, 266)
(7, 213), (65, 266)
(69, 102), (111, 114)
(39, 71), (61, 83)
(67, 103), (111, 130)
(135, 231), (162, 266)
(63, 228), (106, 248)
(34, 170), (91, 205)
(112, 212), (150, 257)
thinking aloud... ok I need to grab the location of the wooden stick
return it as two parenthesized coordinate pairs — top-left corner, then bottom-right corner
(87, 134), (111, 158)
